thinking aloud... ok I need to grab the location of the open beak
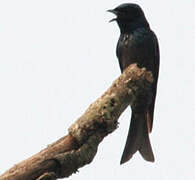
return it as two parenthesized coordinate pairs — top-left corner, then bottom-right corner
(107, 9), (118, 22)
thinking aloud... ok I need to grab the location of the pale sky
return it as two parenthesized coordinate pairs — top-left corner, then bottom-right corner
(0, 0), (194, 179)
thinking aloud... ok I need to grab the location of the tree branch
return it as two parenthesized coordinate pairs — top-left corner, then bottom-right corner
(0, 64), (153, 180)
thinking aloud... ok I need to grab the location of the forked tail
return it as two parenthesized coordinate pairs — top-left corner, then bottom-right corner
(120, 110), (154, 164)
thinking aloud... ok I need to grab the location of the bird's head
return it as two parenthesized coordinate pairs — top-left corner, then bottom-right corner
(108, 3), (149, 32)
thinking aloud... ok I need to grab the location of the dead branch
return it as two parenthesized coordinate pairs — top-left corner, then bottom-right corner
(0, 64), (153, 180)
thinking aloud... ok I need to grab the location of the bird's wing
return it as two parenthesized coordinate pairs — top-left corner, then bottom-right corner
(147, 31), (160, 132)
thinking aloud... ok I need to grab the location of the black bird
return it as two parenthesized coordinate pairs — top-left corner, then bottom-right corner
(108, 3), (159, 164)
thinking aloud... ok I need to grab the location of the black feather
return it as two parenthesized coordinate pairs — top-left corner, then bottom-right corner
(108, 3), (159, 164)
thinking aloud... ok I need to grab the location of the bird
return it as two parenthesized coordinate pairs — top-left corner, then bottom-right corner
(108, 3), (160, 164)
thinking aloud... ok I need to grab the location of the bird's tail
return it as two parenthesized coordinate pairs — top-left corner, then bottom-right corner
(120, 110), (154, 164)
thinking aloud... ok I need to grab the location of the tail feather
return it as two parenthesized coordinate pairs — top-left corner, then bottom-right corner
(120, 110), (154, 164)
(139, 119), (154, 162)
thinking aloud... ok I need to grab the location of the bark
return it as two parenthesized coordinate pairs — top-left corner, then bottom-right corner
(0, 64), (153, 180)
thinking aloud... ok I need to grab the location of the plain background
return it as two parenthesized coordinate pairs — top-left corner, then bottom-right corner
(0, 0), (194, 179)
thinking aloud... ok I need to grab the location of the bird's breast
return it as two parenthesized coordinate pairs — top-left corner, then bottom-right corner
(122, 34), (134, 46)
(117, 28), (158, 73)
